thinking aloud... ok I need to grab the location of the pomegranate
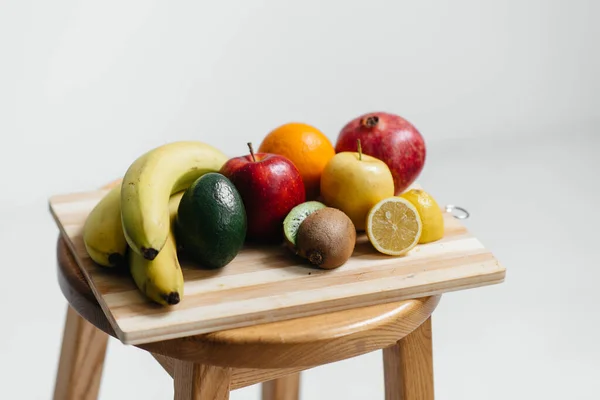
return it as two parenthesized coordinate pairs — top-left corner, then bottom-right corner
(335, 112), (426, 194)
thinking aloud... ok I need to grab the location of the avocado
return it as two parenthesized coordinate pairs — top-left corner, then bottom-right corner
(175, 172), (247, 269)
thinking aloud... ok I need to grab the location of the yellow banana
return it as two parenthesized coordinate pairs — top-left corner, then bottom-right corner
(121, 141), (228, 260)
(83, 185), (127, 267)
(129, 192), (185, 306)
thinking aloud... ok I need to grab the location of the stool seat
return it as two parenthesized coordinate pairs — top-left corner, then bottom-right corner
(57, 237), (440, 369)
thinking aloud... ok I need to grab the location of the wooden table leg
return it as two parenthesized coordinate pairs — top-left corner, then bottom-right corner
(53, 306), (109, 400)
(174, 360), (232, 400)
(383, 317), (434, 400)
(262, 372), (301, 400)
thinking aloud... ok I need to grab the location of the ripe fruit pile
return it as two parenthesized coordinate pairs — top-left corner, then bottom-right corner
(83, 112), (445, 306)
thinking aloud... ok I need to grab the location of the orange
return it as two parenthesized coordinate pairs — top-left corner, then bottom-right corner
(259, 122), (335, 200)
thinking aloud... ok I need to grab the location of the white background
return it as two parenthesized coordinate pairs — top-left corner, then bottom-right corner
(1, 1), (599, 399)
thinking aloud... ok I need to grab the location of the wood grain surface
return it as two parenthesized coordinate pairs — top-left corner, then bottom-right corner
(53, 306), (108, 400)
(139, 295), (440, 368)
(262, 373), (300, 400)
(57, 235), (439, 369)
(49, 187), (505, 345)
(383, 317), (434, 400)
(174, 361), (232, 400)
(151, 353), (307, 391)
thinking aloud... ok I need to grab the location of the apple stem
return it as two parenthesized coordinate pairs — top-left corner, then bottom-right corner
(357, 139), (362, 161)
(247, 142), (257, 162)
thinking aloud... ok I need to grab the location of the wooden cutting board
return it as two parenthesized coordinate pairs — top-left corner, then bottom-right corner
(49, 187), (505, 345)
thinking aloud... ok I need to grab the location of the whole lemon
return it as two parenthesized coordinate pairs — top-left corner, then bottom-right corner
(320, 151), (394, 231)
(400, 189), (444, 243)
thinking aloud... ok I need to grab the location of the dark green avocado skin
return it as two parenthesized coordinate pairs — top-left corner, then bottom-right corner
(175, 172), (247, 269)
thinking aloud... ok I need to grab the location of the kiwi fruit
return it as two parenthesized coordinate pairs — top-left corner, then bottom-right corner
(296, 207), (356, 269)
(283, 201), (327, 250)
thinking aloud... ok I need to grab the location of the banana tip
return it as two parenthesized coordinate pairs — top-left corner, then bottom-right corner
(163, 292), (180, 305)
(142, 247), (159, 260)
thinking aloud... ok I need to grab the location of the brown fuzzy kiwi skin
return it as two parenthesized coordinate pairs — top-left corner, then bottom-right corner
(283, 201), (327, 252)
(295, 207), (356, 269)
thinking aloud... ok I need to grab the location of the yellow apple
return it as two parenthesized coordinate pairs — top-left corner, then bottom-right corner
(320, 148), (394, 231)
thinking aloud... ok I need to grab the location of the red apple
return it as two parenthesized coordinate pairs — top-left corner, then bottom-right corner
(335, 112), (426, 194)
(220, 143), (306, 243)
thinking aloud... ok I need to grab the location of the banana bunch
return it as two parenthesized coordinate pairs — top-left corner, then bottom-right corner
(82, 141), (228, 305)
(129, 192), (185, 306)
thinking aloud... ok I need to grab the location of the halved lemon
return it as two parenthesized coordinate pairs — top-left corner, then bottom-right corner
(366, 197), (422, 256)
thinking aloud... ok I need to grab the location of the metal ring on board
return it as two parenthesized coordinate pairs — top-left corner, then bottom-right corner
(445, 205), (470, 220)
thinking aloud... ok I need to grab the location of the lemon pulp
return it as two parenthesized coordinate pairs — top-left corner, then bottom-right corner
(366, 197), (422, 256)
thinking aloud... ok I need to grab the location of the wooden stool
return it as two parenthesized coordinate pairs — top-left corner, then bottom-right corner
(53, 236), (440, 400)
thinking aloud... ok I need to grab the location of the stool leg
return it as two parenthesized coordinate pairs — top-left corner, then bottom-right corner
(262, 372), (301, 400)
(174, 360), (232, 400)
(382, 317), (434, 400)
(53, 306), (109, 400)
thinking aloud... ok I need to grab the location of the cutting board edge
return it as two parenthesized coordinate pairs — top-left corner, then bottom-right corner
(118, 267), (506, 346)
(48, 186), (507, 347)
(49, 199), (127, 341)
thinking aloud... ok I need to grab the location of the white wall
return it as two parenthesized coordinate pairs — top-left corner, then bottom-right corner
(1, 2), (599, 399)
(1, 0), (599, 205)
